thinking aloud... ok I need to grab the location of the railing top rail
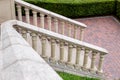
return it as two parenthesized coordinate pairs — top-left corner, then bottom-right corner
(15, 0), (87, 28)
(2, 20), (108, 54)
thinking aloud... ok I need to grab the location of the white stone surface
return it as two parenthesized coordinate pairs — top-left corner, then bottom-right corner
(1, 20), (63, 80)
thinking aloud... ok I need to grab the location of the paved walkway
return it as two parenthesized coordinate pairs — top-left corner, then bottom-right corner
(75, 16), (120, 80)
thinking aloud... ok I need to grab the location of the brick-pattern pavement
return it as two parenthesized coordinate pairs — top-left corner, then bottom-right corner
(75, 16), (120, 80)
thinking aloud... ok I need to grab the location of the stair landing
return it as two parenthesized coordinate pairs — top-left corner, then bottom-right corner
(75, 16), (120, 80)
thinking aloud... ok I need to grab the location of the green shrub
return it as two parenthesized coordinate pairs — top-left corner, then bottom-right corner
(117, 0), (120, 19)
(24, 0), (115, 18)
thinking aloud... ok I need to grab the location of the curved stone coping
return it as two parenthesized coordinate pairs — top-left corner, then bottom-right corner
(15, 0), (87, 28)
(1, 20), (63, 80)
(3, 20), (108, 54)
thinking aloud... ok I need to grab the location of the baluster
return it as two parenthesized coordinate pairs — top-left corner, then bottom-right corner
(75, 47), (81, 68)
(68, 23), (72, 37)
(17, 27), (22, 34)
(40, 13), (44, 28)
(61, 21), (65, 35)
(16, 5), (22, 21)
(82, 49), (89, 70)
(80, 27), (85, 41)
(21, 29), (27, 40)
(59, 41), (65, 63)
(66, 44), (73, 66)
(50, 39), (56, 63)
(47, 16), (52, 30)
(32, 11), (37, 26)
(74, 26), (77, 39)
(31, 33), (37, 51)
(54, 18), (58, 33)
(25, 8), (30, 23)
(90, 51), (97, 72)
(41, 36), (47, 58)
(97, 53), (105, 74)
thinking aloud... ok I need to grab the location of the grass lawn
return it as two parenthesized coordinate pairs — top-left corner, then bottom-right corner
(57, 72), (100, 80)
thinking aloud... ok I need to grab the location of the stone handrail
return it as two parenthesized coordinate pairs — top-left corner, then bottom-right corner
(1, 20), (63, 80)
(15, 0), (87, 41)
(4, 20), (108, 76)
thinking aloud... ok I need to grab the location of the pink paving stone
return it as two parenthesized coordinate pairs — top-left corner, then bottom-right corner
(75, 16), (120, 79)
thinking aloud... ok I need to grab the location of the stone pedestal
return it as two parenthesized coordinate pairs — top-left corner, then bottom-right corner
(0, 0), (15, 23)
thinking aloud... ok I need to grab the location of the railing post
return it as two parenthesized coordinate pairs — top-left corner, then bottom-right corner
(80, 28), (85, 41)
(75, 47), (81, 68)
(50, 39), (56, 63)
(74, 26), (77, 39)
(82, 49), (89, 70)
(90, 51), (97, 72)
(40, 13), (45, 28)
(31, 33), (37, 51)
(0, 0), (15, 23)
(47, 16), (52, 30)
(97, 53), (105, 74)
(16, 5), (22, 21)
(41, 36), (47, 58)
(54, 18), (58, 33)
(21, 29), (27, 41)
(61, 21), (65, 35)
(32, 11), (37, 26)
(66, 44), (73, 66)
(68, 23), (72, 37)
(25, 8), (30, 23)
(59, 41), (65, 63)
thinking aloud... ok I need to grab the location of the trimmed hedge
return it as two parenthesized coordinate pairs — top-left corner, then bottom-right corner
(24, 0), (115, 18)
(117, 0), (120, 19)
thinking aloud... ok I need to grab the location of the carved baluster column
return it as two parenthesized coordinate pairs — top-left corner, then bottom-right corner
(41, 36), (47, 59)
(54, 18), (58, 33)
(80, 27), (85, 41)
(75, 47), (81, 69)
(61, 21), (65, 35)
(50, 39), (56, 63)
(40, 13), (45, 28)
(59, 41), (65, 63)
(32, 11), (37, 26)
(31, 33), (37, 51)
(66, 44), (73, 67)
(68, 23), (72, 37)
(21, 29), (27, 41)
(82, 49), (89, 70)
(25, 8), (30, 23)
(90, 51), (97, 72)
(74, 26), (77, 39)
(97, 53), (105, 74)
(47, 16), (52, 30)
(16, 5), (22, 21)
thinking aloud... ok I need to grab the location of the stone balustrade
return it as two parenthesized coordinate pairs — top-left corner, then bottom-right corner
(6, 20), (108, 78)
(1, 20), (63, 80)
(15, 0), (87, 41)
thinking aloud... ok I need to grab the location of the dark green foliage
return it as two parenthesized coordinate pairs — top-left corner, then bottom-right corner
(24, 0), (115, 18)
(57, 71), (100, 80)
(116, 0), (120, 19)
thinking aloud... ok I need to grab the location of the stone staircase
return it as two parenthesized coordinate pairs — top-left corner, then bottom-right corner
(14, 0), (109, 79)
(0, 0), (109, 80)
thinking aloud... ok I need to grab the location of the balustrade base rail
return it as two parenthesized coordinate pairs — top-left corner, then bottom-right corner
(45, 59), (106, 80)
